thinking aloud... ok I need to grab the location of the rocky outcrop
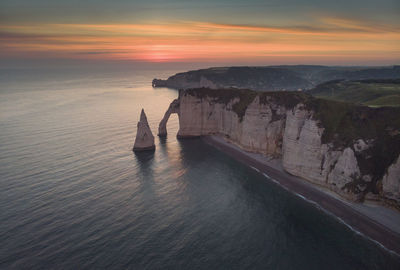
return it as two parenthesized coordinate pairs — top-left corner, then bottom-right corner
(383, 156), (400, 202)
(153, 74), (218, 90)
(152, 79), (167, 87)
(133, 109), (155, 152)
(160, 88), (400, 209)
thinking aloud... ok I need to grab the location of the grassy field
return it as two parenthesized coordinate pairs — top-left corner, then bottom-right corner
(307, 79), (400, 107)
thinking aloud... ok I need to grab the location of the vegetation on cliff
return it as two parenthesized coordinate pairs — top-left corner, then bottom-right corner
(307, 79), (400, 107)
(184, 87), (400, 198)
(159, 67), (311, 91)
(154, 65), (400, 91)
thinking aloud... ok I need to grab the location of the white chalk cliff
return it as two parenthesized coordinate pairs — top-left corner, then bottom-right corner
(160, 89), (400, 209)
(383, 155), (400, 202)
(133, 109), (155, 151)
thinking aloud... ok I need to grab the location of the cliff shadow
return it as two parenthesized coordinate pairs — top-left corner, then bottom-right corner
(175, 137), (215, 167)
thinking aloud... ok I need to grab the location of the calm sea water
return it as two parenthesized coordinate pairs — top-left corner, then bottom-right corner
(0, 65), (399, 269)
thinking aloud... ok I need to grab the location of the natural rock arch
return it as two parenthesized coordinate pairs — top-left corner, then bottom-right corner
(158, 99), (180, 137)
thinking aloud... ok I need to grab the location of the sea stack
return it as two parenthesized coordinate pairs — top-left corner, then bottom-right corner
(133, 109), (155, 152)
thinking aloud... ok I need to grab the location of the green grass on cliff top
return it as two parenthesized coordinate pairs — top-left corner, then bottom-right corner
(307, 79), (400, 107)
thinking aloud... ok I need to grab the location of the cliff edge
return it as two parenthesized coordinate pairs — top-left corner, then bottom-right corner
(152, 66), (400, 91)
(161, 88), (400, 209)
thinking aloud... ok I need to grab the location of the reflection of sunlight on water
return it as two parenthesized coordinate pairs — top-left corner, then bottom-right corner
(172, 168), (187, 179)
(130, 108), (188, 205)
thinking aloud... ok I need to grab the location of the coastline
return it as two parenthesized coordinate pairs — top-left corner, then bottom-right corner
(202, 135), (400, 256)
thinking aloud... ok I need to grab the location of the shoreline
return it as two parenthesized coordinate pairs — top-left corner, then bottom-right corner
(202, 135), (400, 256)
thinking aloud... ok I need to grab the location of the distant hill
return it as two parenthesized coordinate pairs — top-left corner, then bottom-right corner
(307, 79), (400, 107)
(153, 65), (400, 91)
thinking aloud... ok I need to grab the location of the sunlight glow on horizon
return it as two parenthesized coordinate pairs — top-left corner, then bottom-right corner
(1, 17), (399, 64)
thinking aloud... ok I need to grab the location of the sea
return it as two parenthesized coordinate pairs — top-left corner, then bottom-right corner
(0, 63), (399, 269)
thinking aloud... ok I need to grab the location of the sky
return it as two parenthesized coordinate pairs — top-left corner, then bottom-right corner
(0, 0), (399, 66)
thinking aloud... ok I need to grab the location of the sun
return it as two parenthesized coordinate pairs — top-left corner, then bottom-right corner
(138, 45), (180, 62)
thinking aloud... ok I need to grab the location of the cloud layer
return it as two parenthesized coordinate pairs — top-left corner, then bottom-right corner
(1, 16), (399, 64)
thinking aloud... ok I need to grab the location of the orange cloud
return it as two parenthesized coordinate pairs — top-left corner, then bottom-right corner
(0, 18), (399, 63)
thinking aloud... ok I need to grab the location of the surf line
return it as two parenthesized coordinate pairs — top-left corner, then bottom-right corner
(259, 171), (400, 257)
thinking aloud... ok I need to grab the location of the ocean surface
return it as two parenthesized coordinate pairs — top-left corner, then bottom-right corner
(0, 64), (399, 269)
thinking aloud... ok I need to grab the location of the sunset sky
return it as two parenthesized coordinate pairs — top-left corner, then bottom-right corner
(1, 0), (399, 65)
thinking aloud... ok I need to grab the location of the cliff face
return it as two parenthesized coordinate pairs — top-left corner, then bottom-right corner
(163, 88), (400, 209)
(177, 94), (285, 156)
(281, 106), (367, 201)
(383, 156), (400, 202)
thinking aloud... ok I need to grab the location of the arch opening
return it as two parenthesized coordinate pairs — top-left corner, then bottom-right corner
(158, 99), (180, 137)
